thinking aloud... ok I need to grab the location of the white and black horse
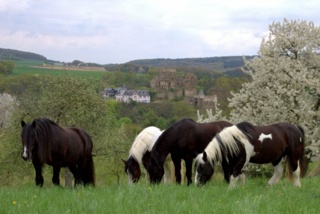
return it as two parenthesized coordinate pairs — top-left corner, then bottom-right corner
(194, 121), (306, 188)
(144, 118), (233, 185)
(122, 126), (173, 184)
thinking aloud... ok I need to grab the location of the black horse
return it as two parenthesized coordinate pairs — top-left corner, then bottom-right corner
(194, 121), (306, 188)
(143, 118), (232, 185)
(20, 118), (95, 187)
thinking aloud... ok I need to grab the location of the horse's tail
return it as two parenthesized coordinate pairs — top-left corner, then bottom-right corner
(299, 153), (308, 178)
(286, 155), (307, 182)
(287, 125), (307, 181)
(297, 125), (308, 177)
(79, 129), (95, 186)
(81, 154), (96, 186)
(287, 157), (294, 182)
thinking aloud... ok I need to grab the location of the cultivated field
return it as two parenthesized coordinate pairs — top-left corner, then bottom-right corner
(1, 176), (319, 214)
(13, 60), (107, 80)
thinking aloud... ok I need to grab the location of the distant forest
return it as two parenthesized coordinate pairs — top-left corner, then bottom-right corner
(105, 56), (256, 77)
(0, 48), (47, 61)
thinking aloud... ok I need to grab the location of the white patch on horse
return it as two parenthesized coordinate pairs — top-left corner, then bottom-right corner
(22, 146), (28, 159)
(194, 171), (199, 185)
(258, 133), (272, 143)
(127, 169), (133, 184)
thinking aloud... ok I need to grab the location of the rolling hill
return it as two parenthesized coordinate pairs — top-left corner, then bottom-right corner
(0, 48), (255, 76)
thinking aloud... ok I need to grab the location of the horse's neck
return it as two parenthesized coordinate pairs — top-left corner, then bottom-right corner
(154, 144), (172, 165)
(152, 130), (178, 164)
(130, 141), (154, 164)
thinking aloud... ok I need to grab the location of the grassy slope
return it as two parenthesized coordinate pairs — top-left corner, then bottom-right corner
(1, 176), (319, 214)
(13, 60), (107, 80)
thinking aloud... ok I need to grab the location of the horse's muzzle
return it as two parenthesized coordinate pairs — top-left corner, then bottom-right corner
(21, 151), (30, 161)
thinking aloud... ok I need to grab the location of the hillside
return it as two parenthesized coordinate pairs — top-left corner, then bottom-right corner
(0, 48), (255, 76)
(128, 56), (255, 70)
(102, 56), (256, 77)
(0, 48), (47, 61)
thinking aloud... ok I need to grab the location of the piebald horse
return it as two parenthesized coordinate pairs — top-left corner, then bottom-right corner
(194, 121), (306, 188)
(123, 126), (179, 184)
(144, 118), (233, 185)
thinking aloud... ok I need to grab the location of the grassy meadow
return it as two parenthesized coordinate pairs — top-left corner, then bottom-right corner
(2, 60), (320, 213)
(13, 60), (107, 80)
(1, 176), (320, 214)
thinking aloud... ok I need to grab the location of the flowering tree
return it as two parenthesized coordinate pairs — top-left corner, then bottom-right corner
(198, 19), (320, 171)
(228, 19), (320, 161)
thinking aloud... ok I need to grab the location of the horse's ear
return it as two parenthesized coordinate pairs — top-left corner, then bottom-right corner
(21, 120), (26, 127)
(203, 151), (208, 161)
(121, 159), (127, 165)
(32, 120), (37, 128)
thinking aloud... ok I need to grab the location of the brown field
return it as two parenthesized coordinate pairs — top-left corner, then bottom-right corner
(32, 64), (107, 72)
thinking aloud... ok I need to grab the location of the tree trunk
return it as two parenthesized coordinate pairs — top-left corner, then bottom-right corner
(65, 168), (73, 187)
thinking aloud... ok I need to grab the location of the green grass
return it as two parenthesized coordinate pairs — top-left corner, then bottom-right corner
(1, 176), (320, 214)
(12, 60), (107, 80)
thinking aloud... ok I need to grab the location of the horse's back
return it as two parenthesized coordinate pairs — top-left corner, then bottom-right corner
(248, 122), (304, 164)
(59, 128), (93, 164)
(129, 126), (162, 163)
(161, 119), (232, 155)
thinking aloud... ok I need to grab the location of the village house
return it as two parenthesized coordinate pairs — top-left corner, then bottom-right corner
(102, 86), (150, 103)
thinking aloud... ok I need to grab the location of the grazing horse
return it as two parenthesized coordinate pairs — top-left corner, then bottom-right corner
(122, 126), (176, 184)
(20, 118), (95, 187)
(143, 118), (233, 185)
(194, 121), (306, 188)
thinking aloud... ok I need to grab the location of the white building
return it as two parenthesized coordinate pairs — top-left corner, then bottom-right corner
(103, 86), (151, 103)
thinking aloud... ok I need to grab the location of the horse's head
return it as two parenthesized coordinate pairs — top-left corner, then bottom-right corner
(194, 151), (214, 186)
(20, 120), (36, 161)
(122, 157), (141, 184)
(143, 152), (164, 184)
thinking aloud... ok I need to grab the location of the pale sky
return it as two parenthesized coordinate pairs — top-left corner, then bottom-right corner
(0, 0), (319, 64)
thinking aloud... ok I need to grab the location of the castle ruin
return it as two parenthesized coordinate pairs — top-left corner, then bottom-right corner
(150, 69), (216, 110)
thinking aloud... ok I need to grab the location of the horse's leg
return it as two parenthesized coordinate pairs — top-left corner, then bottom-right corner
(185, 158), (193, 186)
(229, 156), (246, 189)
(33, 162), (44, 187)
(288, 156), (301, 187)
(69, 165), (81, 186)
(268, 161), (283, 185)
(52, 166), (61, 186)
(229, 175), (238, 189)
(292, 161), (301, 187)
(239, 173), (246, 185)
(171, 156), (182, 184)
(221, 159), (231, 183)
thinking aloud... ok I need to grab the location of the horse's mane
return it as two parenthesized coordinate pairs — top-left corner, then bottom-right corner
(235, 121), (255, 137)
(129, 126), (162, 164)
(204, 124), (251, 165)
(32, 118), (61, 163)
(201, 138), (222, 166)
(150, 118), (195, 164)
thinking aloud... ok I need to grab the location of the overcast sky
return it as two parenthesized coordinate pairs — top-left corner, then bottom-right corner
(0, 0), (319, 64)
